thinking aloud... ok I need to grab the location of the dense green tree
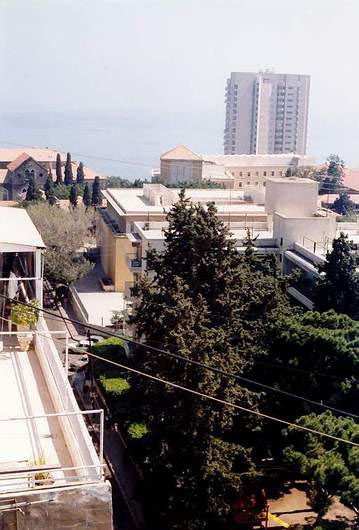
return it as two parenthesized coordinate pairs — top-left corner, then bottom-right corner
(27, 202), (95, 284)
(25, 175), (42, 202)
(313, 232), (359, 319)
(284, 412), (359, 525)
(128, 191), (291, 529)
(69, 184), (78, 207)
(64, 152), (73, 185)
(83, 182), (91, 208)
(55, 153), (63, 184)
(319, 154), (345, 195)
(252, 310), (359, 419)
(91, 176), (101, 206)
(76, 161), (85, 184)
(332, 190), (355, 216)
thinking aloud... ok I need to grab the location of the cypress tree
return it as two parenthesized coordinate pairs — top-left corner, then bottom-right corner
(55, 153), (63, 185)
(25, 175), (42, 202)
(76, 161), (85, 184)
(64, 152), (73, 186)
(69, 184), (78, 207)
(44, 173), (53, 199)
(83, 182), (91, 208)
(91, 176), (101, 206)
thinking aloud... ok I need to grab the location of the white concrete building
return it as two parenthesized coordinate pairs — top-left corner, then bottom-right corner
(224, 71), (311, 156)
(96, 179), (358, 312)
(157, 145), (315, 189)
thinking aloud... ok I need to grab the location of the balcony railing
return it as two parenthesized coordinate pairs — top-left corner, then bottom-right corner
(126, 255), (142, 270)
(0, 410), (104, 494)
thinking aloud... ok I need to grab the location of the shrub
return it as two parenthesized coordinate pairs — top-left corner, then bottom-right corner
(11, 300), (39, 327)
(99, 376), (130, 397)
(91, 337), (126, 377)
(128, 423), (149, 440)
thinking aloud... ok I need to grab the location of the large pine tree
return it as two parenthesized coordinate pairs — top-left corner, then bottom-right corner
(64, 152), (73, 185)
(128, 190), (291, 529)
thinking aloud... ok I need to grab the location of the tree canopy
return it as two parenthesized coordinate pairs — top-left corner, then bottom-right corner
(332, 190), (356, 216)
(313, 232), (359, 319)
(128, 190), (292, 529)
(284, 412), (359, 524)
(27, 202), (95, 284)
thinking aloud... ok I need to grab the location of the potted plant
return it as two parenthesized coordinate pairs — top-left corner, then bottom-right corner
(29, 452), (54, 487)
(11, 300), (39, 351)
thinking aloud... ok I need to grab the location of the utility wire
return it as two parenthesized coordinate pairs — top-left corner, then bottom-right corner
(1, 293), (357, 419)
(83, 349), (359, 448)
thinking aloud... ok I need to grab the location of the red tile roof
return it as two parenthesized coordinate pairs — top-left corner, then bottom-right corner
(6, 152), (31, 172)
(343, 168), (359, 191)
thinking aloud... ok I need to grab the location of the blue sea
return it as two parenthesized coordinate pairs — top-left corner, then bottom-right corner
(0, 108), (223, 179)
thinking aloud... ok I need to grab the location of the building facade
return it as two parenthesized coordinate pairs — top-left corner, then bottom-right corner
(156, 145), (315, 189)
(0, 147), (105, 200)
(98, 180), (358, 311)
(160, 145), (203, 185)
(224, 71), (310, 156)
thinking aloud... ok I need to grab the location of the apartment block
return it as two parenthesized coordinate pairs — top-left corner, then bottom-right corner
(224, 71), (310, 156)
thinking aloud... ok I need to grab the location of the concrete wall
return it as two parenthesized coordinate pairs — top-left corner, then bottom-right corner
(99, 217), (134, 292)
(265, 178), (318, 217)
(1, 482), (113, 530)
(160, 159), (202, 184)
(273, 212), (337, 251)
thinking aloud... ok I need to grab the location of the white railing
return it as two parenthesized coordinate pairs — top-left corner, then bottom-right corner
(0, 411), (104, 494)
(0, 325), (104, 493)
(35, 317), (101, 479)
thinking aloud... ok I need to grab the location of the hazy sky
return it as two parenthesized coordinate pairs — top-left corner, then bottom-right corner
(1, 0), (359, 173)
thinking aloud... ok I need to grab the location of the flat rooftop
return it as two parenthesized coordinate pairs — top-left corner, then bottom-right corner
(0, 335), (73, 492)
(0, 207), (45, 249)
(104, 187), (265, 216)
(73, 263), (125, 326)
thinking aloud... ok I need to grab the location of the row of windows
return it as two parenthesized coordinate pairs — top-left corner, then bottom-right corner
(235, 170), (283, 178)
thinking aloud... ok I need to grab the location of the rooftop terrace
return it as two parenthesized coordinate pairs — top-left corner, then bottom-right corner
(0, 321), (103, 495)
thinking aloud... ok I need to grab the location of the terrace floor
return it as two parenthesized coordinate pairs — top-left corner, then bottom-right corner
(0, 336), (73, 493)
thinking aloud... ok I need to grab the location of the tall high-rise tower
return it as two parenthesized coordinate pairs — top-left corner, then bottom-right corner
(224, 71), (310, 155)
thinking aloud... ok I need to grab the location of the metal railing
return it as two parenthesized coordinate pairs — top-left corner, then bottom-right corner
(0, 410), (104, 494)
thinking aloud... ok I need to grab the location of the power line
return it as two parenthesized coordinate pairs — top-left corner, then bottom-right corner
(1, 293), (357, 419)
(83, 349), (359, 448)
